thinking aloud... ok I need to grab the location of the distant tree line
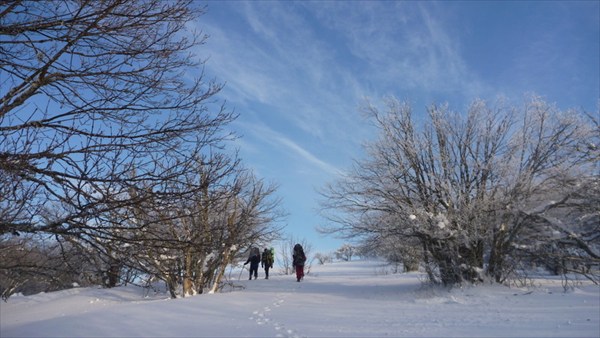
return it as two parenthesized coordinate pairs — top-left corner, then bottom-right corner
(320, 96), (599, 287)
(0, 0), (284, 300)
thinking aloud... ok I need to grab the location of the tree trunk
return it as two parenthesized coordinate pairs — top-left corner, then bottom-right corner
(403, 253), (420, 272)
(182, 250), (194, 297)
(487, 224), (508, 283)
(209, 249), (233, 294)
(166, 273), (178, 299)
(106, 260), (121, 288)
(422, 241), (440, 284)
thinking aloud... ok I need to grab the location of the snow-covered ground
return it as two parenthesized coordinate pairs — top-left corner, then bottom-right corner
(1, 260), (598, 337)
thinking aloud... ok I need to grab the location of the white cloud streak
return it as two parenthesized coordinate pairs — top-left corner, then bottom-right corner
(237, 120), (342, 177)
(198, 1), (375, 165)
(304, 2), (490, 105)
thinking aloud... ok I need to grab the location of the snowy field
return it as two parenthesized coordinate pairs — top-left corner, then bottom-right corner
(1, 260), (598, 338)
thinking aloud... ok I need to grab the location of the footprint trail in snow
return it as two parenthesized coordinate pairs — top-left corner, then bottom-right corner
(248, 290), (304, 338)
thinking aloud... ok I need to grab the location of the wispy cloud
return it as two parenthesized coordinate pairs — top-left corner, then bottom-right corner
(198, 1), (374, 163)
(237, 120), (343, 177)
(275, 133), (342, 177)
(196, 1), (498, 181)
(192, 1), (599, 251)
(305, 2), (490, 106)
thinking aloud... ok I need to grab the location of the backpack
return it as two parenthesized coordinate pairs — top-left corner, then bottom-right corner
(264, 249), (274, 267)
(293, 244), (302, 253)
(247, 247), (259, 264)
(293, 244), (306, 265)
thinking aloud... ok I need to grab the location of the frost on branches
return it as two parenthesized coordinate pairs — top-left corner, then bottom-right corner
(321, 96), (599, 286)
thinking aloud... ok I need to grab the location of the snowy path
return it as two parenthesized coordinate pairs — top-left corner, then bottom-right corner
(2, 260), (599, 337)
(247, 289), (301, 337)
(225, 261), (599, 338)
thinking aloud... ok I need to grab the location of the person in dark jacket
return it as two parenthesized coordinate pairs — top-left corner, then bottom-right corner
(261, 248), (274, 279)
(292, 244), (306, 282)
(244, 247), (261, 280)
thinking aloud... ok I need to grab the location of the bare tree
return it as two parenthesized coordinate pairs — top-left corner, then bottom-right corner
(279, 236), (312, 275)
(321, 96), (598, 286)
(202, 168), (285, 294)
(0, 0), (243, 297)
(1, 0), (233, 233)
(73, 152), (285, 298)
(0, 233), (101, 300)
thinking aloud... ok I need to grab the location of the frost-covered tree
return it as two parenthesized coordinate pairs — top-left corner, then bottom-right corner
(490, 171), (599, 285)
(313, 253), (333, 265)
(321, 96), (598, 286)
(359, 227), (421, 272)
(335, 244), (355, 261)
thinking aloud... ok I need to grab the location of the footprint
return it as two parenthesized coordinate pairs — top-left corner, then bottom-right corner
(248, 295), (305, 338)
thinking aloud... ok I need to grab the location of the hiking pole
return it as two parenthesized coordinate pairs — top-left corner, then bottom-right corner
(238, 264), (246, 281)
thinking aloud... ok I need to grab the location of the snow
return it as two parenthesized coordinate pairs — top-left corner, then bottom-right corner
(1, 260), (598, 337)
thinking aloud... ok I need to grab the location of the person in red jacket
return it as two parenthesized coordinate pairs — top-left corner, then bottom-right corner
(292, 244), (306, 282)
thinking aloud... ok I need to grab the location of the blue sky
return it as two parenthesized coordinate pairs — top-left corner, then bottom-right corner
(194, 1), (599, 253)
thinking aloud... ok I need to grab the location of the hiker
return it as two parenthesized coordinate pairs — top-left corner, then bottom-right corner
(244, 247), (261, 280)
(261, 248), (274, 279)
(292, 244), (306, 282)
